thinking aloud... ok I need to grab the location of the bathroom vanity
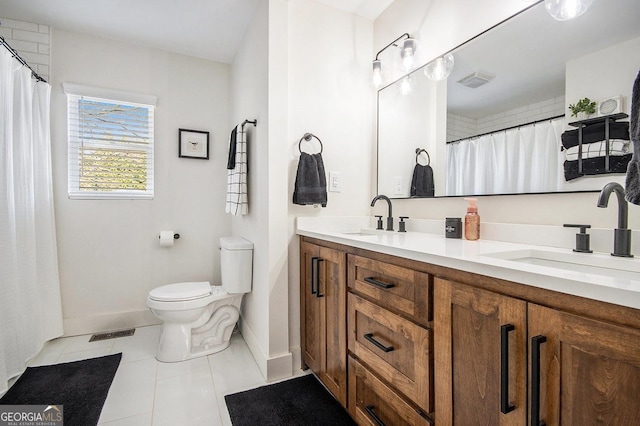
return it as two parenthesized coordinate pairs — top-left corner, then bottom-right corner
(298, 219), (640, 425)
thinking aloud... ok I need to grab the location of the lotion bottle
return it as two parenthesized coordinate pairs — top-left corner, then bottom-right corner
(464, 198), (480, 240)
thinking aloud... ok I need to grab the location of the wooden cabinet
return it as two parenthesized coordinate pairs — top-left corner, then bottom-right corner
(435, 277), (640, 426)
(528, 303), (640, 425)
(434, 278), (527, 425)
(300, 240), (347, 406)
(348, 356), (432, 426)
(347, 252), (434, 424)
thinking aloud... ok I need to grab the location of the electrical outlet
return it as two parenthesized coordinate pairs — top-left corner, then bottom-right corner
(329, 171), (342, 192)
(394, 176), (403, 195)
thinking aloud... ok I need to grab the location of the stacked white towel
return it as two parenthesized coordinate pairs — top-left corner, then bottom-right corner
(225, 125), (248, 215)
(564, 139), (631, 161)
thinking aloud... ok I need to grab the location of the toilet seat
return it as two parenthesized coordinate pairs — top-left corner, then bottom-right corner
(149, 282), (212, 302)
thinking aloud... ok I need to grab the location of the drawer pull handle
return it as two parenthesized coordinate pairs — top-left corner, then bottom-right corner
(364, 277), (395, 289)
(364, 333), (394, 353)
(500, 323), (516, 414)
(531, 335), (547, 426)
(316, 258), (324, 298)
(365, 405), (386, 426)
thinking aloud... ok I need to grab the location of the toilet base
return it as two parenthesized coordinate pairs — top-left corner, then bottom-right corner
(154, 304), (240, 363)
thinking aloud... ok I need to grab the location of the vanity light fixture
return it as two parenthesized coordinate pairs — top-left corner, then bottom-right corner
(372, 33), (417, 88)
(424, 53), (455, 81)
(544, 0), (593, 21)
(400, 75), (412, 95)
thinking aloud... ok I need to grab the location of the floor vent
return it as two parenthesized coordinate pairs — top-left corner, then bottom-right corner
(89, 329), (135, 342)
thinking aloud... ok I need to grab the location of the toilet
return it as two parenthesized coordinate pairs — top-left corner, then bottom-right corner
(146, 236), (253, 362)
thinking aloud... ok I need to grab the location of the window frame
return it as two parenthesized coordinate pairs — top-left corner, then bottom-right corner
(63, 83), (157, 200)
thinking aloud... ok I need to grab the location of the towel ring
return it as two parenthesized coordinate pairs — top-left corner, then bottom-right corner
(415, 148), (430, 166)
(299, 133), (323, 154)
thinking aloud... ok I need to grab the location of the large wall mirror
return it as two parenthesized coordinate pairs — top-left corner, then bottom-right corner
(377, 0), (640, 198)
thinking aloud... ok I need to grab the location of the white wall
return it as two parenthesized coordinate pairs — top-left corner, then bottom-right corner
(0, 17), (50, 81)
(286, 0), (374, 369)
(50, 29), (232, 335)
(230, 0), (292, 381)
(373, 0), (640, 230)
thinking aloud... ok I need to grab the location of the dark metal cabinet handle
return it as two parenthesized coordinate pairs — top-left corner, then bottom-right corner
(531, 335), (547, 426)
(310, 257), (318, 295)
(364, 277), (395, 289)
(365, 405), (386, 426)
(364, 333), (394, 353)
(500, 323), (516, 414)
(316, 258), (324, 298)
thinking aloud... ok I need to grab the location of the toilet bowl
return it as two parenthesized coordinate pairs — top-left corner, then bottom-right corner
(146, 236), (253, 362)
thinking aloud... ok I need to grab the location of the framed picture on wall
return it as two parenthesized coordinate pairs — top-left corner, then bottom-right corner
(179, 129), (210, 159)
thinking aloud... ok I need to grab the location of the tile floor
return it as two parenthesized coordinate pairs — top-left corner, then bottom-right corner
(25, 325), (304, 425)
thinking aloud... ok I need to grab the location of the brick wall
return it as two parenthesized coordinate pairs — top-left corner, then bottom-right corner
(0, 17), (50, 81)
(447, 96), (566, 142)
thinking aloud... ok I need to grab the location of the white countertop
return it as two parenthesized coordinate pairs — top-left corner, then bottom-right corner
(296, 216), (640, 310)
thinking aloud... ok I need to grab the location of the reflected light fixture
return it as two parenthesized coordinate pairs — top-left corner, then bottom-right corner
(372, 33), (416, 88)
(400, 76), (412, 95)
(544, 0), (593, 21)
(424, 53), (455, 81)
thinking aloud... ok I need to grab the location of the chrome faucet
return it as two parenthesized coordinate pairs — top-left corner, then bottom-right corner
(371, 195), (393, 231)
(597, 182), (633, 257)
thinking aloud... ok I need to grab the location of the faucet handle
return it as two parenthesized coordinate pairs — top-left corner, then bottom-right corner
(375, 215), (384, 230)
(398, 216), (409, 233)
(563, 224), (593, 253)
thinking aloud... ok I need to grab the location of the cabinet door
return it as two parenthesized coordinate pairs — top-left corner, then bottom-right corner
(528, 303), (640, 426)
(434, 278), (527, 426)
(300, 240), (347, 406)
(300, 241), (323, 373)
(318, 245), (347, 406)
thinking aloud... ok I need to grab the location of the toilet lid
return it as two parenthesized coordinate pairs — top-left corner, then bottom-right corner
(149, 282), (212, 302)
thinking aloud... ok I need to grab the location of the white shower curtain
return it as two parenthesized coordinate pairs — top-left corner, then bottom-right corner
(0, 48), (63, 394)
(446, 117), (565, 196)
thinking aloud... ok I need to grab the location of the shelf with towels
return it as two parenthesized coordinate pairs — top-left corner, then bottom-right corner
(567, 112), (629, 174)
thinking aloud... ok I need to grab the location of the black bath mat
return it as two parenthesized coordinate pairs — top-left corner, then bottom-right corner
(0, 353), (122, 426)
(225, 374), (355, 426)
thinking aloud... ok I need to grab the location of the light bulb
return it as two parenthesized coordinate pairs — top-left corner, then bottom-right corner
(400, 76), (412, 95)
(372, 59), (383, 88)
(401, 38), (417, 71)
(544, 0), (593, 21)
(424, 53), (455, 81)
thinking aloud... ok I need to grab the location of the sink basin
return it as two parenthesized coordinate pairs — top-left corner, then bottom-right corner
(481, 249), (640, 281)
(339, 229), (381, 237)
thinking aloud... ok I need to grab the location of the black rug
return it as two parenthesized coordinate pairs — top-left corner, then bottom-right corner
(225, 374), (355, 426)
(0, 353), (122, 426)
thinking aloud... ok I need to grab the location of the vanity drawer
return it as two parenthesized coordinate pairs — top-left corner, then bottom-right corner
(348, 356), (433, 426)
(348, 293), (433, 413)
(348, 254), (432, 328)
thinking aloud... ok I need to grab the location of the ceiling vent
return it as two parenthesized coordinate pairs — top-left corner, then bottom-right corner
(457, 72), (495, 88)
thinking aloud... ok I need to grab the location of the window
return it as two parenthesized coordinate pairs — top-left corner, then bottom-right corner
(64, 83), (157, 199)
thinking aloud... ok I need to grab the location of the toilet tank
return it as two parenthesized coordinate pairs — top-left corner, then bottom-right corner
(220, 236), (253, 294)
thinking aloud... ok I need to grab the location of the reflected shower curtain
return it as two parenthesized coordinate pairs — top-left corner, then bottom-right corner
(446, 117), (565, 196)
(0, 49), (63, 394)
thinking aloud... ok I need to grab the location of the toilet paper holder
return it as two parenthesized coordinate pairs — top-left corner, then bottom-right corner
(158, 233), (180, 240)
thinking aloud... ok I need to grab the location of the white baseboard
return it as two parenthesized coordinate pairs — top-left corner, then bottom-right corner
(239, 316), (293, 382)
(63, 310), (160, 337)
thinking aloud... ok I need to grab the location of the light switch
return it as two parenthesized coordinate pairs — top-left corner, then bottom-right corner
(394, 176), (403, 195)
(329, 171), (342, 192)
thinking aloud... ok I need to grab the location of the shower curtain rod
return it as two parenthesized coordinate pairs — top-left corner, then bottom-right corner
(446, 114), (565, 144)
(0, 35), (47, 83)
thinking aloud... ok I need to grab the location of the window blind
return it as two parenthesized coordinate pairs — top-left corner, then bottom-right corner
(65, 86), (156, 199)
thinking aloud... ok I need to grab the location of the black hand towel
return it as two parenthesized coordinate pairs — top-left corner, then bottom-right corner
(227, 126), (238, 170)
(625, 68), (640, 204)
(293, 153), (327, 207)
(410, 164), (435, 197)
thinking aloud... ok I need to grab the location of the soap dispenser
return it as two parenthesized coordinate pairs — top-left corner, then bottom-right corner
(464, 198), (480, 240)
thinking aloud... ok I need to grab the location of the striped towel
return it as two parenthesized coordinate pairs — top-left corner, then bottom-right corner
(225, 125), (248, 215)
